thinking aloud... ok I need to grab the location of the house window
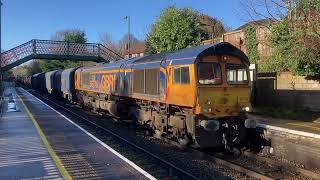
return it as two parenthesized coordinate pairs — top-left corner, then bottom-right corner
(173, 66), (190, 84)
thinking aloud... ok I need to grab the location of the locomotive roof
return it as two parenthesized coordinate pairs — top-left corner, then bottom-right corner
(164, 42), (249, 65)
(128, 42), (249, 65)
(79, 42), (248, 72)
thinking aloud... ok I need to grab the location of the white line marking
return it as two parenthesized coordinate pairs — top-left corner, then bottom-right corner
(257, 123), (320, 139)
(20, 88), (156, 180)
(0, 158), (52, 167)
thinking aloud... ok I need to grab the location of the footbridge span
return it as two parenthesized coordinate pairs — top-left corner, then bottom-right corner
(0, 39), (123, 73)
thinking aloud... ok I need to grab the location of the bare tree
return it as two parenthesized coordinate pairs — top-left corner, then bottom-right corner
(239, 0), (288, 23)
(99, 32), (140, 57)
(199, 15), (226, 39)
(99, 32), (124, 56)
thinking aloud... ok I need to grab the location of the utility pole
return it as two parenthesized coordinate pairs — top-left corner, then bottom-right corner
(124, 16), (130, 58)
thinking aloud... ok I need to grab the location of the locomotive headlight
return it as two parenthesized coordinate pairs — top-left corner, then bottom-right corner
(241, 106), (251, 112)
(244, 119), (257, 128)
(202, 107), (212, 113)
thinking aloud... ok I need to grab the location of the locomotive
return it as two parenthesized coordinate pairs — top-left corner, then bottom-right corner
(23, 42), (256, 149)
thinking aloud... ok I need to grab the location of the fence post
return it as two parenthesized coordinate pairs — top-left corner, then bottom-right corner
(32, 39), (37, 55)
(98, 45), (101, 58)
(67, 42), (70, 56)
(0, 72), (3, 102)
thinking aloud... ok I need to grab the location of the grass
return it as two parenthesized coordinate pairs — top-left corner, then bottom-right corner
(253, 106), (320, 122)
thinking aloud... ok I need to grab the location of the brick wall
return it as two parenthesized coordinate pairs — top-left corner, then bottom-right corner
(222, 26), (272, 61)
(255, 72), (320, 112)
(223, 30), (246, 53)
(276, 72), (320, 90)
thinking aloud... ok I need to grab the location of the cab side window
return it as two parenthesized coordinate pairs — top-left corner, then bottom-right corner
(173, 66), (190, 84)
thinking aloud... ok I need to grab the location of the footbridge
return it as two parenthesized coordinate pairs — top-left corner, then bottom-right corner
(0, 39), (123, 73)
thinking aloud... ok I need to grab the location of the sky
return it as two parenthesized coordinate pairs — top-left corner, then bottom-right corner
(1, 0), (251, 50)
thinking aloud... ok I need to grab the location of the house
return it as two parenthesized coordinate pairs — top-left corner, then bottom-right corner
(124, 41), (146, 59)
(202, 19), (274, 61)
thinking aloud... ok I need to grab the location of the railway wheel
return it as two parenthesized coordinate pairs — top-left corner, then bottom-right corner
(178, 136), (190, 146)
(154, 129), (163, 139)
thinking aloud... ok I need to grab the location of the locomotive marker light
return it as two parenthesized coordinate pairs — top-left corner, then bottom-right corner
(223, 56), (228, 61)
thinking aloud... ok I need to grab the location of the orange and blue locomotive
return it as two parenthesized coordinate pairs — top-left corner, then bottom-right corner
(30, 42), (256, 149)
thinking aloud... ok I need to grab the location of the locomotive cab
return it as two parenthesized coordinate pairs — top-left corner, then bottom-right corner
(195, 55), (252, 117)
(193, 55), (254, 149)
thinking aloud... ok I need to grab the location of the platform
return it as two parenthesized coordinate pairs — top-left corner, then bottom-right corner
(248, 114), (320, 169)
(248, 114), (320, 139)
(1, 84), (154, 179)
(0, 86), (62, 179)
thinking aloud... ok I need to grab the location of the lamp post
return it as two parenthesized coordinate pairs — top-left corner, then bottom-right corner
(124, 16), (130, 58)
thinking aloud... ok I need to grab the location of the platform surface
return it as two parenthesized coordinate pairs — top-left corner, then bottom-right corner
(0, 86), (62, 179)
(248, 114), (320, 138)
(16, 87), (153, 180)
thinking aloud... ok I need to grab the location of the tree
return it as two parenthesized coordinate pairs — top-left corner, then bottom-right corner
(240, 0), (287, 23)
(199, 15), (226, 40)
(99, 32), (123, 56)
(40, 29), (89, 72)
(245, 26), (260, 64)
(119, 33), (140, 56)
(146, 7), (203, 53)
(119, 33), (139, 47)
(99, 32), (140, 57)
(11, 60), (42, 77)
(262, 0), (320, 78)
(51, 29), (87, 42)
(144, 32), (157, 54)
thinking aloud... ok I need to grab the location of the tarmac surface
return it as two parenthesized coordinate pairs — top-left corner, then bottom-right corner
(0, 86), (62, 179)
(0, 83), (154, 179)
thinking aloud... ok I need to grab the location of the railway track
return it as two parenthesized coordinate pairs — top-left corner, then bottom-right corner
(23, 87), (320, 180)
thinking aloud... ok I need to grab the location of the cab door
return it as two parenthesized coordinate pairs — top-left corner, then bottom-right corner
(119, 63), (126, 95)
(166, 64), (196, 107)
(159, 59), (167, 101)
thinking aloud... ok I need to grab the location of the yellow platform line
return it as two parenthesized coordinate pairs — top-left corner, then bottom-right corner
(17, 93), (72, 180)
